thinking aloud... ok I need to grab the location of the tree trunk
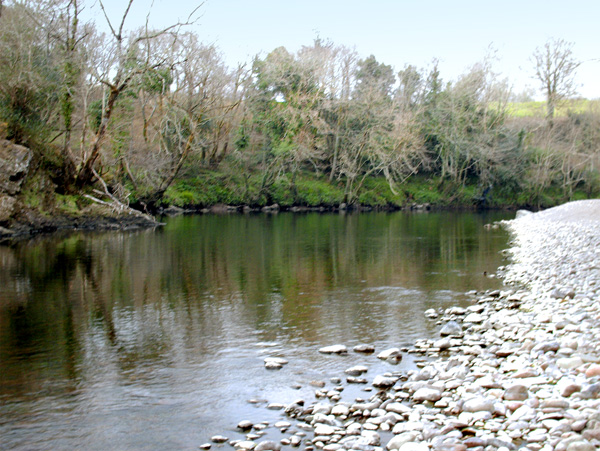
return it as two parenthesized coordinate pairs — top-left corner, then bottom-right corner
(75, 86), (120, 188)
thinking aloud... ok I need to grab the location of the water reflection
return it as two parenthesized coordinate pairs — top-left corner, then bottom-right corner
(0, 211), (512, 450)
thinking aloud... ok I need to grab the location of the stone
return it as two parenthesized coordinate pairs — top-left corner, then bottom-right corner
(504, 385), (529, 401)
(264, 361), (283, 370)
(346, 423), (362, 435)
(331, 404), (350, 416)
(319, 345), (348, 354)
(447, 306), (467, 315)
(345, 365), (369, 376)
(541, 399), (569, 409)
(397, 443), (428, 451)
(211, 435), (229, 443)
(347, 376), (368, 384)
(579, 382), (600, 399)
(434, 337), (452, 350)
(412, 387), (442, 402)
(199, 444), (211, 450)
(264, 357), (288, 365)
(353, 344), (375, 353)
(559, 382), (582, 397)
(386, 432), (419, 450)
(566, 442), (596, 451)
(509, 405), (536, 422)
(235, 441), (257, 450)
(582, 429), (600, 441)
(0, 195), (16, 222)
(424, 308), (438, 318)
(254, 440), (281, 451)
(373, 375), (397, 388)
(557, 357), (584, 370)
(314, 424), (337, 436)
(360, 430), (381, 446)
(464, 313), (484, 323)
(585, 364), (600, 377)
(463, 437), (486, 447)
(440, 321), (462, 336)
(462, 396), (495, 413)
(266, 403), (284, 410)
(312, 403), (332, 415)
(0, 139), (32, 196)
(533, 341), (561, 353)
(238, 420), (253, 430)
(385, 402), (412, 415)
(377, 348), (402, 360)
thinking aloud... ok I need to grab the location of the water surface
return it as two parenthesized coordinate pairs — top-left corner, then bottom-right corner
(0, 211), (512, 450)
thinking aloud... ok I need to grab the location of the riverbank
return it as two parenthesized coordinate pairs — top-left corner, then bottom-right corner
(0, 203), (161, 244)
(210, 200), (600, 451)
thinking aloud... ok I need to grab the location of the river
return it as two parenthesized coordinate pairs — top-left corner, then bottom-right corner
(0, 210), (513, 450)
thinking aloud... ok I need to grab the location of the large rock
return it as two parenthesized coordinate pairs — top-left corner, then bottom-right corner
(0, 139), (32, 196)
(0, 194), (16, 222)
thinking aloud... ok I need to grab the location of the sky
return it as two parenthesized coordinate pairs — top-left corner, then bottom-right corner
(86, 0), (600, 99)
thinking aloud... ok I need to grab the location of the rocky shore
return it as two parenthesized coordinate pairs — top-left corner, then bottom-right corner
(0, 205), (162, 243)
(203, 200), (600, 451)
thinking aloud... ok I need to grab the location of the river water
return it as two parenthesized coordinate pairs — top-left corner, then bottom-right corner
(0, 211), (513, 450)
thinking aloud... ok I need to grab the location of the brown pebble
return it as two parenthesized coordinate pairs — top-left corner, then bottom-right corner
(585, 363), (600, 377)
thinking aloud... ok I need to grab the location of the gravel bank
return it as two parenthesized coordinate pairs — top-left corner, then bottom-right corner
(208, 201), (600, 451)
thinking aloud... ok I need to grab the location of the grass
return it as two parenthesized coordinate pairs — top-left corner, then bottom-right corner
(506, 99), (599, 118)
(144, 167), (600, 211)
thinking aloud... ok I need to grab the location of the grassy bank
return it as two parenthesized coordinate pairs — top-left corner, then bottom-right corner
(156, 170), (596, 211)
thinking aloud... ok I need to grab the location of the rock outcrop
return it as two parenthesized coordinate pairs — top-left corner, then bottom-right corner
(0, 139), (32, 222)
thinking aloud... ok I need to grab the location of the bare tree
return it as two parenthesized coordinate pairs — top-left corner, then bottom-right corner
(75, 0), (200, 188)
(532, 38), (580, 126)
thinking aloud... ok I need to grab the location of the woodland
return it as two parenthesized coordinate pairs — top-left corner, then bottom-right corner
(1, 0), (599, 220)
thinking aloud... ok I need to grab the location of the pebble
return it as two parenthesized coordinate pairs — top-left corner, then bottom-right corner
(254, 440), (281, 451)
(210, 435), (228, 443)
(345, 365), (369, 376)
(585, 364), (600, 377)
(462, 396), (496, 413)
(373, 375), (398, 388)
(209, 202), (600, 451)
(319, 345), (348, 354)
(440, 320), (462, 336)
(412, 387), (442, 402)
(353, 344), (375, 353)
(377, 348), (402, 360)
(237, 420), (253, 430)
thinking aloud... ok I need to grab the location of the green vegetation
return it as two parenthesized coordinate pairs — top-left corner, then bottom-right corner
(506, 99), (599, 118)
(0, 0), (598, 224)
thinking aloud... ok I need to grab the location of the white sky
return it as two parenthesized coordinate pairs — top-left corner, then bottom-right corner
(87, 0), (600, 99)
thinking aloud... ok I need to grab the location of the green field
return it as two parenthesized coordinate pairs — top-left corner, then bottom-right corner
(506, 99), (600, 118)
